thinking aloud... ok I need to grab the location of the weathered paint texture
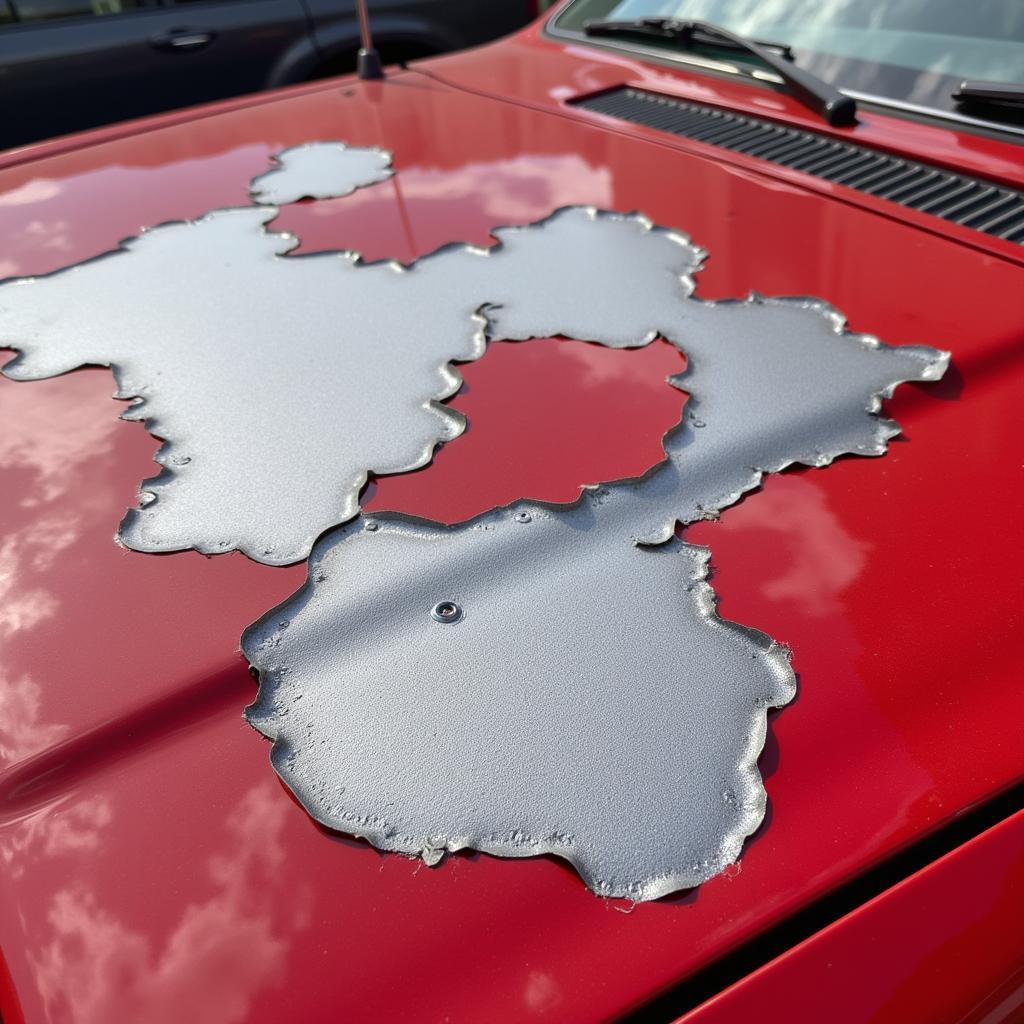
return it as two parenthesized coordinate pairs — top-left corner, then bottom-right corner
(0, 143), (949, 897)
(0, 147), (702, 564)
(249, 142), (393, 204)
(242, 299), (945, 900)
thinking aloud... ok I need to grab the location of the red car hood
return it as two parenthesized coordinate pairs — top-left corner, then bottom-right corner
(0, 31), (1022, 1024)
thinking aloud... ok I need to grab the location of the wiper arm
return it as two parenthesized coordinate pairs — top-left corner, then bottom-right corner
(953, 80), (1024, 108)
(583, 17), (857, 127)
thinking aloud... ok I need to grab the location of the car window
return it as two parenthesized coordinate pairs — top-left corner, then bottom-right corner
(10, 0), (145, 22)
(552, 0), (1024, 123)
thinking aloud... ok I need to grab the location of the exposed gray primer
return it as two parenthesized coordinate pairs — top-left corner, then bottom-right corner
(249, 142), (393, 204)
(242, 296), (947, 900)
(0, 142), (950, 897)
(0, 193), (704, 564)
(246, 520), (794, 901)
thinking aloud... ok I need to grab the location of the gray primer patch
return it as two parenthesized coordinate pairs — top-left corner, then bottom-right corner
(0, 199), (701, 564)
(249, 142), (393, 204)
(246, 520), (795, 901)
(242, 294), (947, 900)
(0, 142), (949, 896)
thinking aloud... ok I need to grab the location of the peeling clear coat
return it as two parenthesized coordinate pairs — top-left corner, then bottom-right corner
(0, 164), (705, 564)
(0, 142), (949, 898)
(247, 517), (800, 900)
(238, 205), (946, 896)
(248, 142), (394, 205)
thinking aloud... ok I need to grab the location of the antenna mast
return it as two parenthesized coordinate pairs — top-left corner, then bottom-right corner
(355, 0), (383, 80)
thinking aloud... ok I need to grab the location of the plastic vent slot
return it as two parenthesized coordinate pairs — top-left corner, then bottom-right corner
(573, 87), (1024, 245)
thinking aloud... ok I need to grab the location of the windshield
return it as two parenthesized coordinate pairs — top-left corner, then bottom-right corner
(552, 0), (1024, 125)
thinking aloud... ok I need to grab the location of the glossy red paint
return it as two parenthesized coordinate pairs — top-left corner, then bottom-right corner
(368, 338), (688, 521)
(0, 20), (1022, 1024)
(432, 13), (1024, 191)
(678, 810), (1024, 1024)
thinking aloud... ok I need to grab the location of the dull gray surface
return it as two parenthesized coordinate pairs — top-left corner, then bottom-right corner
(249, 142), (393, 204)
(243, 294), (947, 900)
(0, 194), (701, 564)
(0, 141), (949, 896)
(246, 518), (797, 900)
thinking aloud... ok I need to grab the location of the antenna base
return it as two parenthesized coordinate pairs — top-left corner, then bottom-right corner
(357, 48), (384, 80)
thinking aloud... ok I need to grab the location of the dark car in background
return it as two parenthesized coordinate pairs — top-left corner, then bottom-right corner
(0, 0), (538, 148)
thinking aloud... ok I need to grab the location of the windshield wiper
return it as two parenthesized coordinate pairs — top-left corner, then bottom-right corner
(583, 17), (857, 127)
(953, 80), (1024, 108)
(588, 17), (796, 60)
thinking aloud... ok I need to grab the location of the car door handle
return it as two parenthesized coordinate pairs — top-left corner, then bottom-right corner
(149, 28), (216, 52)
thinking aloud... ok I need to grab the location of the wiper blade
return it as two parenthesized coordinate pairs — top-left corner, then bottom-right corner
(953, 80), (1024, 108)
(583, 17), (857, 127)
(586, 17), (795, 59)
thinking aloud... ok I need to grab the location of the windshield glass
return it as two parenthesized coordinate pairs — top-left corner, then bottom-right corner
(553, 0), (1024, 122)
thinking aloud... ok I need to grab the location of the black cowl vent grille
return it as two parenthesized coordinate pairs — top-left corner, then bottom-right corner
(573, 87), (1024, 245)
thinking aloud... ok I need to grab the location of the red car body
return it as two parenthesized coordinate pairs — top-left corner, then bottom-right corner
(0, 7), (1021, 1022)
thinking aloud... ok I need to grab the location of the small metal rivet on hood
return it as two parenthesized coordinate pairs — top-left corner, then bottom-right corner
(430, 601), (463, 624)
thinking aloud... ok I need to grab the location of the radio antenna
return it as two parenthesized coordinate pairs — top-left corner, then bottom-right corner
(355, 0), (383, 80)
